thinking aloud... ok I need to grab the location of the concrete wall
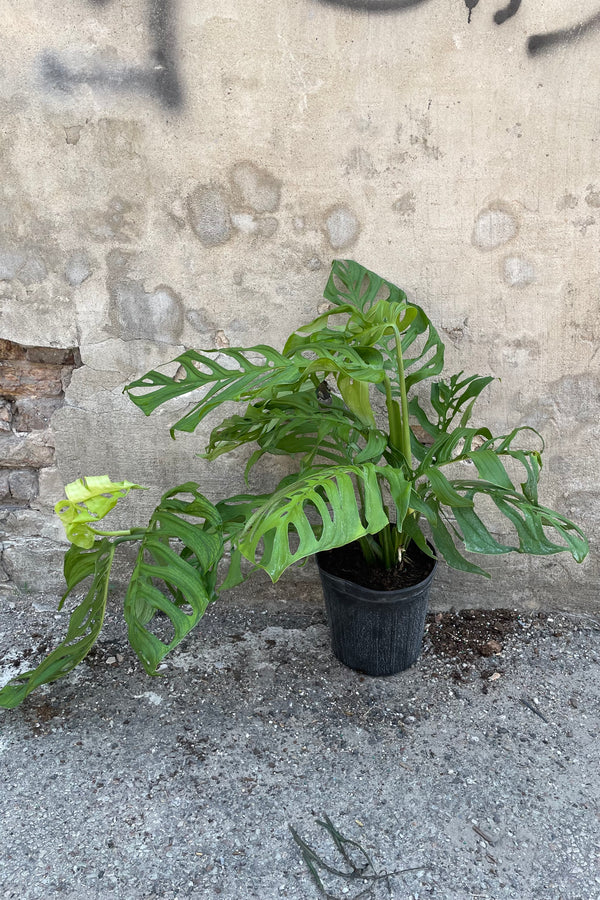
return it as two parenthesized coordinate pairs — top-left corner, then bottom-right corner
(1, 0), (598, 609)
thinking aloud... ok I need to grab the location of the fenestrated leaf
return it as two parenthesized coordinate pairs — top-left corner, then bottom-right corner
(0, 540), (116, 709)
(123, 483), (224, 675)
(491, 492), (581, 558)
(55, 476), (145, 549)
(323, 258), (408, 312)
(206, 390), (387, 476)
(453, 506), (516, 555)
(468, 448), (515, 489)
(124, 346), (303, 437)
(427, 504), (491, 577)
(397, 304), (445, 390)
(322, 259), (444, 394)
(409, 372), (494, 435)
(438, 478), (589, 562)
(424, 466), (474, 508)
(237, 463), (410, 581)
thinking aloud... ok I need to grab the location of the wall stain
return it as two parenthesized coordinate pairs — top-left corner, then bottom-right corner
(187, 184), (232, 247)
(585, 186), (600, 208)
(323, 205), (360, 250)
(472, 205), (518, 251)
(392, 191), (416, 218)
(229, 162), (282, 214)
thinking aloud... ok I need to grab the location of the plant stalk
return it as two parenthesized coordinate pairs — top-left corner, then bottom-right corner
(394, 329), (412, 466)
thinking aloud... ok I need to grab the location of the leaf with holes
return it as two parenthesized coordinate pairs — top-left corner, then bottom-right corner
(123, 483), (223, 675)
(236, 463), (411, 581)
(0, 540), (116, 709)
(124, 345), (303, 437)
(55, 476), (145, 549)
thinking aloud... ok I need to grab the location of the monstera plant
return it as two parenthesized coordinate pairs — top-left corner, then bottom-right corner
(0, 260), (588, 707)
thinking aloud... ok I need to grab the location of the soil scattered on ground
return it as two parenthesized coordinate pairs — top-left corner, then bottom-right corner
(425, 608), (524, 662)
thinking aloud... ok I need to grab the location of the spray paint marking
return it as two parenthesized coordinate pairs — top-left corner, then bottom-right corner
(494, 0), (522, 26)
(465, 0), (479, 25)
(40, 0), (182, 109)
(528, 8), (600, 56)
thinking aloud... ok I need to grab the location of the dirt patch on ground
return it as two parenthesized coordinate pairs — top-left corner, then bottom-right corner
(421, 608), (554, 686)
(424, 608), (528, 662)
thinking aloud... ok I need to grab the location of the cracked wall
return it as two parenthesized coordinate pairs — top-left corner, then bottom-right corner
(0, 340), (81, 590)
(1, 0), (599, 609)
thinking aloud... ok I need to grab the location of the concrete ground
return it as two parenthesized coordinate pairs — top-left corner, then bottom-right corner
(1, 573), (599, 900)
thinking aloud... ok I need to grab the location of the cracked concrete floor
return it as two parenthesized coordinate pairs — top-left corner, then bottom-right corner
(1, 577), (599, 900)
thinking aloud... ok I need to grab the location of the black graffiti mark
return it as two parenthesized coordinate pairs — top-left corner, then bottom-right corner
(40, 0), (182, 109)
(528, 8), (600, 55)
(494, 0), (521, 26)
(464, 0), (479, 25)
(315, 0), (432, 12)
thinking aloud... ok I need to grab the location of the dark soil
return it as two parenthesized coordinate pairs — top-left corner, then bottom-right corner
(317, 539), (435, 591)
(424, 607), (529, 663)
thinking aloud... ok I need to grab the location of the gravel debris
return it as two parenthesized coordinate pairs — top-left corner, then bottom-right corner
(0, 584), (599, 899)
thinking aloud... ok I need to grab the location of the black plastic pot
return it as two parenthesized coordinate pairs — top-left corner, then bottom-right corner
(316, 543), (437, 677)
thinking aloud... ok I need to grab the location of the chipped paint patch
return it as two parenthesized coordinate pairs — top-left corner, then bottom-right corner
(473, 206), (518, 250)
(324, 205), (360, 250)
(503, 256), (535, 287)
(230, 162), (281, 214)
(187, 184), (232, 246)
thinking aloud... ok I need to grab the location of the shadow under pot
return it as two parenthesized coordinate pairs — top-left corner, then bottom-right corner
(316, 540), (437, 677)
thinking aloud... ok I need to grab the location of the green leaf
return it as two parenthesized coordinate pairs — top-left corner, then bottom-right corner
(55, 476), (145, 548)
(428, 505), (491, 577)
(123, 483), (224, 675)
(321, 259), (444, 394)
(440, 478), (589, 562)
(237, 463), (410, 581)
(0, 540), (116, 709)
(453, 506), (516, 555)
(409, 372), (494, 435)
(323, 258), (408, 312)
(336, 375), (376, 426)
(468, 448), (514, 489)
(124, 346), (303, 437)
(424, 466), (474, 508)
(206, 390), (387, 476)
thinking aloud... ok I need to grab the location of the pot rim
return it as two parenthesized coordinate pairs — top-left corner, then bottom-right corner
(316, 541), (437, 600)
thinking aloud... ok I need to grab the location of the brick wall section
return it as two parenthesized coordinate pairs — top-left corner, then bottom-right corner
(0, 339), (81, 508)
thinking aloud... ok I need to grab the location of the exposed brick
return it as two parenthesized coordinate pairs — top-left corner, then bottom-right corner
(8, 469), (39, 502)
(0, 339), (25, 361)
(0, 432), (55, 468)
(0, 339), (81, 367)
(0, 360), (64, 399)
(0, 401), (11, 431)
(13, 397), (63, 431)
(26, 346), (80, 367)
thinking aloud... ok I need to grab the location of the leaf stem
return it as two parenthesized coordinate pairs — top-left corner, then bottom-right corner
(394, 329), (412, 466)
(383, 375), (403, 453)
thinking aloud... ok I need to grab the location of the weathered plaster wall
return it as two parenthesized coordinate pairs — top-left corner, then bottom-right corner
(0, 0), (598, 608)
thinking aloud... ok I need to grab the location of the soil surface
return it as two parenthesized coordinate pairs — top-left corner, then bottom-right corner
(317, 540), (435, 591)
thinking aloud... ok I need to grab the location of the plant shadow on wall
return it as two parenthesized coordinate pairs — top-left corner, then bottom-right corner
(0, 261), (588, 709)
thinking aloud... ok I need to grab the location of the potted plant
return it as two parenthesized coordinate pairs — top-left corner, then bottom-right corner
(0, 260), (588, 708)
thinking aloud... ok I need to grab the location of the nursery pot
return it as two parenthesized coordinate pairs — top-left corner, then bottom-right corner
(316, 542), (437, 677)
